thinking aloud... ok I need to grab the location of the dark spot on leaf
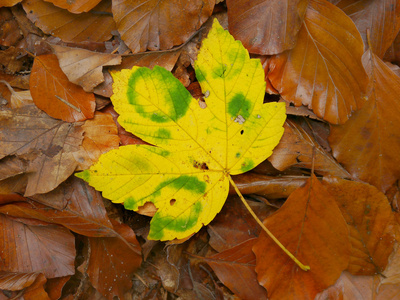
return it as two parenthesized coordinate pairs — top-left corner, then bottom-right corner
(240, 130), (244, 135)
(170, 199), (176, 206)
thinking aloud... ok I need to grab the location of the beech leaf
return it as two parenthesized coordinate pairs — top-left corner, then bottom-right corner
(76, 19), (286, 241)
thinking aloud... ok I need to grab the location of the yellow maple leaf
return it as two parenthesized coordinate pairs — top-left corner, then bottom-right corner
(76, 19), (286, 241)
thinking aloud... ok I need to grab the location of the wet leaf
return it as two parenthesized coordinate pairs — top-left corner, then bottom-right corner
(227, 0), (309, 55)
(0, 105), (84, 196)
(268, 119), (351, 177)
(112, 0), (214, 53)
(253, 174), (351, 299)
(51, 45), (122, 92)
(77, 19), (286, 241)
(23, 0), (116, 43)
(268, 0), (368, 124)
(335, 0), (400, 58)
(206, 239), (268, 300)
(30, 54), (96, 122)
(329, 48), (400, 192)
(0, 214), (75, 278)
(323, 176), (397, 275)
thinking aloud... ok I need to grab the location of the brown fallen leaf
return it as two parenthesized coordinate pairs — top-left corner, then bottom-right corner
(323, 176), (397, 275)
(0, 0), (22, 7)
(268, 0), (368, 124)
(74, 111), (120, 170)
(0, 177), (116, 237)
(30, 54), (96, 122)
(0, 214), (75, 278)
(0, 47), (28, 74)
(227, 0), (308, 55)
(268, 119), (351, 177)
(22, 273), (49, 300)
(328, 48), (400, 192)
(86, 219), (142, 299)
(335, 0), (400, 58)
(51, 45), (121, 92)
(44, 0), (102, 13)
(206, 238), (268, 300)
(23, 0), (116, 43)
(253, 174), (351, 300)
(384, 31), (400, 65)
(112, 0), (214, 53)
(0, 105), (84, 196)
(0, 7), (24, 47)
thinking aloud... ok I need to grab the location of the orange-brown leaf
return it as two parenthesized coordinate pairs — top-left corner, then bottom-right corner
(268, 0), (368, 124)
(23, 0), (116, 43)
(206, 239), (268, 300)
(44, 0), (102, 13)
(0, 272), (40, 291)
(335, 0), (400, 58)
(253, 174), (351, 300)
(74, 111), (120, 170)
(112, 0), (214, 53)
(268, 119), (351, 177)
(323, 176), (397, 275)
(30, 54), (95, 122)
(51, 45), (121, 92)
(328, 49), (400, 192)
(227, 0), (309, 55)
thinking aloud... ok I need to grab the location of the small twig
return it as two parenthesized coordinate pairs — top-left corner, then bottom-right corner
(55, 95), (81, 113)
(228, 175), (310, 271)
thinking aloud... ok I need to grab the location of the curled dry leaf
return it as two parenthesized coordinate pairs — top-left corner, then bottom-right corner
(0, 214), (75, 278)
(112, 0), (214, 53)
(23, 0), (116, 43)
(253, 174), (351, 300)
(268, 119), (350, 177)
(44, 0), (102, 13)
(51, 44), (122, 92)
(329, 49), (400, 193)
(227, 0), (309, 55)
(30, 54), (96, 122)
(268, 0), (368, 124)
(0, 105), (84, 196)
(87, 220), (142, 300)
(335, 0), (400, 58)
(323, 176), (397, 275)
(74, 111), (120, 170)
(206, 239), (268, 300)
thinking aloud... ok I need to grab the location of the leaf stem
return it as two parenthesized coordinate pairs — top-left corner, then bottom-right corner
(228, 175), (310, 271)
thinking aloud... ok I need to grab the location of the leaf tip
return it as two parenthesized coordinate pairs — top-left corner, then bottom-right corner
(75, 170), (90, 182)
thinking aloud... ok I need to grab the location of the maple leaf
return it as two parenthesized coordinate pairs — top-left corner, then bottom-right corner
(76, 19), (286, 241)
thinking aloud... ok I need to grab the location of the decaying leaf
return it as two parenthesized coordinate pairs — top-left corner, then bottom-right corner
(30, 54), (96, 122)
(253, 174), (351, 299)
(329, 49), (400, 192)
(227, 0), (309, 55)
(268, 0), (368, 124)
(51, 44), (122, 92)
(0, 104), (84, 196)
(77, 19), (286, 241)
(112, 0), (214, 53)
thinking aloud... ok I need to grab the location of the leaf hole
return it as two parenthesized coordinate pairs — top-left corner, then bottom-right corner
(170, 199), (176, 206)
(240, 130), (244, 135)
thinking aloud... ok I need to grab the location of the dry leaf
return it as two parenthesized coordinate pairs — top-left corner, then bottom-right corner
(227, 0), (309, 55)
(23, 0), (116, 43)
(329, 48), (400, 192)
(0, 272), (40, 291)
(30, 54), (96, 122)
(253, 174), (351, 299)
(44, 0), (102, 13)
(268, 0), (368, 124)
(112, 0), (214, 53)
(0, 105), (84, 196)
(51, 44), (121, 92)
